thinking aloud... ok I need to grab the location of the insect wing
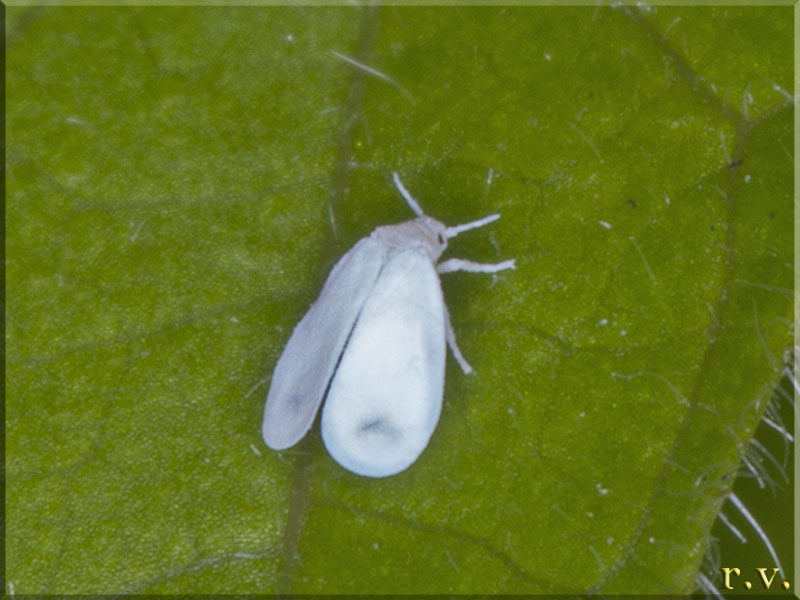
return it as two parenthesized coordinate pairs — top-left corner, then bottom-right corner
(263, 237), (386, 450)
(321, 250), (446, 477)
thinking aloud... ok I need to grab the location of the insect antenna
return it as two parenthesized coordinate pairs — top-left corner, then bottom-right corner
(391, 172), (425, 217)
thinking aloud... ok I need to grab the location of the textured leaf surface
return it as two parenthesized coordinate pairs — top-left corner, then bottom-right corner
(6, 6), (793, 594)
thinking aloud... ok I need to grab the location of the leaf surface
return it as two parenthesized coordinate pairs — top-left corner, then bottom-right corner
(6, 5), (793, 594)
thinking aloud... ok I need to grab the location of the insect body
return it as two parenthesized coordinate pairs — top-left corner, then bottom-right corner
(262, 173), (515, 477)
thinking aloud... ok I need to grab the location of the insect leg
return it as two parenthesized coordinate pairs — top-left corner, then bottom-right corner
(442, 302), (474, 375)
(437, 258), (516, 274)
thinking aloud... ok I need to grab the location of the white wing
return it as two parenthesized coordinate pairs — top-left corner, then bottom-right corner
(321, 250), (446, 477)
(263, 237), (386, 450)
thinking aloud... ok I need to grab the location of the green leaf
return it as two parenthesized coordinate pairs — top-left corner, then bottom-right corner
(6, 5), (793, 594)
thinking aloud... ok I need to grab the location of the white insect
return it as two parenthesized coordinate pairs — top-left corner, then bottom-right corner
(262, 173), (515, 477)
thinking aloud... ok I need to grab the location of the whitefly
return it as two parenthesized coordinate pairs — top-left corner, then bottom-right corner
(262, 173), (515, 477)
